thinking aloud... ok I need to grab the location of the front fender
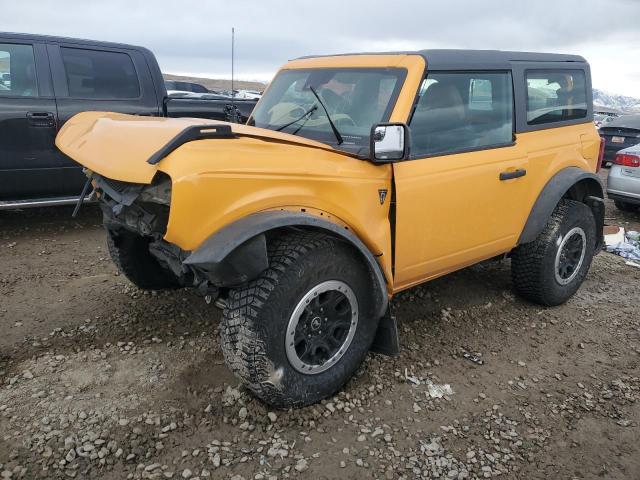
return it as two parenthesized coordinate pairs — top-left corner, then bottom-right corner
(183, 210), (389, 318)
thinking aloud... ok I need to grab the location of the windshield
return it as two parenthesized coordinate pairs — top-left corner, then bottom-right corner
(249, 68), (406, 151)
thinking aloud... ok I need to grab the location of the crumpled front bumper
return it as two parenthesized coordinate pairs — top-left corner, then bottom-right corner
(93, 172), (267, 294)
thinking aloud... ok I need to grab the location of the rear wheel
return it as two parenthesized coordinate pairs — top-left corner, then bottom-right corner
(220, 232), (377, 408)
(106, 228), (179, 290)
(614, 200), (639, 212)
(511, 199), (596, 306)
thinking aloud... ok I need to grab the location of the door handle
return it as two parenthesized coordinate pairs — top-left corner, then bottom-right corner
(27, 111), (56, 128)
(499, 168), (527, 181)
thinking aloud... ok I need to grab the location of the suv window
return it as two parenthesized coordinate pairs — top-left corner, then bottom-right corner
(526, 70), (587, 125)
(409, 72), (513, 157)
(0, 43), (38, 97)
(60, 47), (140, 99)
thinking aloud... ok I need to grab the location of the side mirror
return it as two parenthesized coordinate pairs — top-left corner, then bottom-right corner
(370, 123), (409, 162)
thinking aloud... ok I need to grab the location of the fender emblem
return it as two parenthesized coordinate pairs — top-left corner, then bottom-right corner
(378, 189), (388, 205)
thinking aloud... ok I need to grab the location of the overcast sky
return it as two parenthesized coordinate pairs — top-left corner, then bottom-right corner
(3, 0), (639, 96)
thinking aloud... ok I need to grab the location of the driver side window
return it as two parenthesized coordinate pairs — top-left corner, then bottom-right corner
(409, 71), (513, 157)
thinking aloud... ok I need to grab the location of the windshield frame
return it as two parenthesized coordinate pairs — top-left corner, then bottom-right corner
(248, 67), (408, 154)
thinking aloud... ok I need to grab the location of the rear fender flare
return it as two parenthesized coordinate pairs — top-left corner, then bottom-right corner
(518, 167), (604, 247)
(184, 210), (389, 318)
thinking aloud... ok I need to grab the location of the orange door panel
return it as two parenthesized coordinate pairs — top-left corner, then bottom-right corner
(393, 145), (530, 290)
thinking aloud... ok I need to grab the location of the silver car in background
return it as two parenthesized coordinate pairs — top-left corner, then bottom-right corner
(607, 144), (640, 212)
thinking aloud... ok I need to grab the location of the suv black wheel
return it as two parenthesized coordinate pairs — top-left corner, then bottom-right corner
(614, 200), (638, 212)
(511, 199), (596, 307)
(106, 228), (179, 290)
(220, 232), (377, 408)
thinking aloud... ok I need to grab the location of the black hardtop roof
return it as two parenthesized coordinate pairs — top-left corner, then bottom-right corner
(296, 49), (587, 69)
(0, 31), (151, 54)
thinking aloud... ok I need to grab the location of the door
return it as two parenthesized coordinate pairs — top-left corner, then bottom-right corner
(393, 71), (530, 289)
(0, 40), (59, 200)
(47, 43), (159, 194)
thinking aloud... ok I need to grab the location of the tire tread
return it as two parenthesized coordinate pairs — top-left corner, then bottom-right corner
(511, 199), (595, 306)
(221, 231), (346, 407)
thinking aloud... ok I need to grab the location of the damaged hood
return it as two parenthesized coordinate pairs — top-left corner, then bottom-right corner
(55, 111), (336, 184)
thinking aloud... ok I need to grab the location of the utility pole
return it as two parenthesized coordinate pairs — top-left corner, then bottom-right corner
(231, 27), (236, 122)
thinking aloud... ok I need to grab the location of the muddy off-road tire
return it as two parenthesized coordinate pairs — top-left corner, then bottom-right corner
(220, 232), (378, 408)
(511, 199), (596, 307)
(106, 228), (179, 290)
(614, 200), (639, 212)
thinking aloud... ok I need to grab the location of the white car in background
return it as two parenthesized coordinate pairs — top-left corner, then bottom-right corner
(235, 89), (262, 99)
(607, 144), (640, 212)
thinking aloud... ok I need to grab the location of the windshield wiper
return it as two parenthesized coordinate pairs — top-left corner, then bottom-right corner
(291, 110), (314, 136)
(275, 105), (317, 132)
(309, 86), (343, 145)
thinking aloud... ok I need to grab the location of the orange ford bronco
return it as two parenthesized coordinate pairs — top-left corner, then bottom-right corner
(57, 50), (605, 407)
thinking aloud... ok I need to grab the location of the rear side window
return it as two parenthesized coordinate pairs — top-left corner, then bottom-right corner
(60, 47), (140, 99)
(526, 70), (587, 125)
(409, 71), (513, 157)
(0, 43), (38, 97)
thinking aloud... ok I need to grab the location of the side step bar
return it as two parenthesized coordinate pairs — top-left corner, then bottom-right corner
(0, 194), (94, 211)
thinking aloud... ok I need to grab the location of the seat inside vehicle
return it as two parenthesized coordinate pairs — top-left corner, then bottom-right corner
(410, 72), (513, 156)
(411, 81), (471, 154)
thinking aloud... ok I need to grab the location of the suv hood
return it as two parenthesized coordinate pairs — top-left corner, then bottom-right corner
(56, 111), (337, 184)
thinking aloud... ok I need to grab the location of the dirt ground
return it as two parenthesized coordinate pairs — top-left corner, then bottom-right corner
(1, 170), (638, 480)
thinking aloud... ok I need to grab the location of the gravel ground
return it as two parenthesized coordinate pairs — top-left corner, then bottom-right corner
(1, 170), (638, 480)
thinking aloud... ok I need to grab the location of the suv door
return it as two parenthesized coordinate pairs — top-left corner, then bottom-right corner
(393, 71), (530, 289)
(47, 43), (159, 194)
(0, 40), (59, 200)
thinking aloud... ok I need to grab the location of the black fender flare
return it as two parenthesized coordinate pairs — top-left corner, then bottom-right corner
(184, 210), (390, 318)
(518, 167), (604, 246)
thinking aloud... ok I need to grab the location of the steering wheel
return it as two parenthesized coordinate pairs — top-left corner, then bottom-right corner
(268, 102), (312, 125)
(334, 115), (356, 127)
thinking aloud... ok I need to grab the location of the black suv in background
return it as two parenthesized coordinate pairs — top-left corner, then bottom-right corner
(0, 32), (258, 209)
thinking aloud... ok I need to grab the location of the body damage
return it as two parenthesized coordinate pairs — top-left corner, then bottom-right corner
(56, 112), (338, 184)
(54, 55), (426, 294)
(56, 111), (394, 290)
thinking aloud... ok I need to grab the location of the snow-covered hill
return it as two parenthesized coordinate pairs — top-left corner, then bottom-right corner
(593, 88), (640, 113)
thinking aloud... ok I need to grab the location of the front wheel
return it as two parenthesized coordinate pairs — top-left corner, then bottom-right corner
(220, 232), (378, 408)
(106, 228), (179, 290)
(511, 199), (596, 306)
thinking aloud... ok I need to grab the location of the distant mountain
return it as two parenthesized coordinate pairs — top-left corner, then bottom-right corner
(593, 88), (640, 113)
